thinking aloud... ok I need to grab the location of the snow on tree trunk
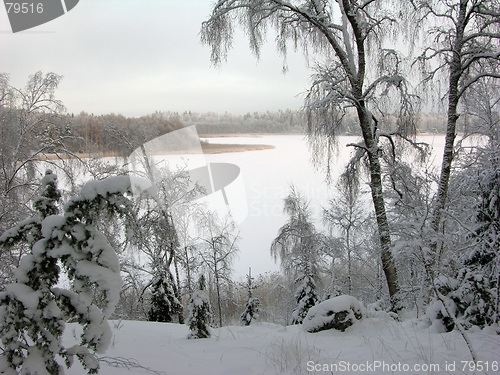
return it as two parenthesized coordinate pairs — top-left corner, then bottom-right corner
(0, 171), (147, 374)
(414, 0), (500, 291)
(357, 105), (402, 311)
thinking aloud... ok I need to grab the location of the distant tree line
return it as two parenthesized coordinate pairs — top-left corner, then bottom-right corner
(63, 111), (184, 157)
(179, 110), (456, 135)
(64, 109), (464, 156)
(0, 71), (468, 168)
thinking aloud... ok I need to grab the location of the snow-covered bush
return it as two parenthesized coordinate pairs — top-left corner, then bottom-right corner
(451, 152), (499, 329)
(429, 265), (498, 332)
(429, 140), (499, 332)
(187, 275), (212, 339)
(0, 170), (144, 374)
(302, 295), (364, 333)
(425, 279), (458, 332)
(241, 297), (261, 326)
(290, 274), (318, 325)
(148, 275), (183, 323)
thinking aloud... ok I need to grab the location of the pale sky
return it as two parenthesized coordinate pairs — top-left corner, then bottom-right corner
(0, 0), (312, 116)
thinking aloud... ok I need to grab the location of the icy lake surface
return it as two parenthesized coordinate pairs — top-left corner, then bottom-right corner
(50, 134), (455, 279)
(176, 134), (449, 279)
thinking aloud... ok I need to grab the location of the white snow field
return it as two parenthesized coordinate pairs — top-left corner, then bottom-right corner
(64, 316), (500, 375)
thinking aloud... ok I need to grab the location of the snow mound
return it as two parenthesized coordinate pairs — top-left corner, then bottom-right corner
(302, 295), (364, 333)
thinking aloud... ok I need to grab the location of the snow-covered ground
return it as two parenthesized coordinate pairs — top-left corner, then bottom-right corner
(64, 316), (500, 375)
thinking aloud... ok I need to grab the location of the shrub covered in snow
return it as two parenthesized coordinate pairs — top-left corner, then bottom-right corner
(428, 271), (497, 332)
(425, 279), (458, 333)
(241, 297), (261, 326)
(148, 275), (183, 323)
(187, 275), (212, 339)
(302, 295), (364, 333)
(428, 153), (499, 332)
(0, 171), (145, 374)
(290, 274), (318, 325)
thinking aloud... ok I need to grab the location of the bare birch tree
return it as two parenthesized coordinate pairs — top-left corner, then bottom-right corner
(198, 212), (239, 327)
(201, 0), (416, 310)
(0, 72), (79, 287)
(412, 0), (500, 267)
(323, 171), (366, 295)
(0, 72), (66, 230)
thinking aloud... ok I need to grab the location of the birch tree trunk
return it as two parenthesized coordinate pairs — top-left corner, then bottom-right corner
(357, 103), (401, 304)
(428, 2), (467, 261)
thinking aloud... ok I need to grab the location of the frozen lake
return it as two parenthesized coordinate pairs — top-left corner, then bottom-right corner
(158, 133), (450, 279)
(49, 133), (453, 280)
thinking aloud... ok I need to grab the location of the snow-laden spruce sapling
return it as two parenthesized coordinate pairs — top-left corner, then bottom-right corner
(186, 275), (212, 339)
(0, 170), (148, 374)
(290, 273), (318, 325)
(148, 275), (183, 323)
(434, 148), (500, 331)
(240, 268), (261, 326)
(240, 298), (261, 326)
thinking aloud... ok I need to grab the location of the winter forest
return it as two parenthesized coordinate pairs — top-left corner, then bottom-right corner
(1, 0), (500, 374)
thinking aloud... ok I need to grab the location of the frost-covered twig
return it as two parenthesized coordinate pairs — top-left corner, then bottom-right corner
(98, 356), (166, 375)
(440, 210), (475, 234)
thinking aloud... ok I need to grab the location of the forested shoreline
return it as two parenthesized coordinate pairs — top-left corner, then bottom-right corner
(15, 103), (458, 158)
(65, 109), (454, 157)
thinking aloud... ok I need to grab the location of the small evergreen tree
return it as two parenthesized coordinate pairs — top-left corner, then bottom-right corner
(448, 152), (500, 329)
(186, 275), (212, 339)
(240, 268), (261, 326)
(148, 274), (183, 323)
(0, 171), (141, 374)
(290, 273), (318, 325)
(241, 298), (261, 326)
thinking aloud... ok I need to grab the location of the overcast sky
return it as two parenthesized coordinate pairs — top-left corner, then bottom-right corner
(0, 0), (313, 116)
